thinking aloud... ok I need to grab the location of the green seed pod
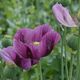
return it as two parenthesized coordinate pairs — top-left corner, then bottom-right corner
(3, 65), (21, 79)
(67, 34), (79, 51)
(1, 35), (12, 47)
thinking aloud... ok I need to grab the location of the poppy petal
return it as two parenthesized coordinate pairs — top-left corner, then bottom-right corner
(0, 47), (32, 69)
(13, 40), (31, 58)
(52, 3), (77, 27)
(33, 24), (53, 41)
(14, 28), (34, 44)
(39, 30), (61, 57)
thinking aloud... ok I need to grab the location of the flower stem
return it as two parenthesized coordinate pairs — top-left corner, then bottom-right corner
(39, 61), (43, 80)
(64, 27), (69, 80)
(76, 26), (80, 80)
(35, 67), (39, 80)
(21, 70), (30, 80)
(69, 54), (74, 80)
(61, 29), (64, 80)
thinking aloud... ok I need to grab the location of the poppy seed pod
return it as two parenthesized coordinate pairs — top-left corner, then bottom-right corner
(67, 34), (78, 50)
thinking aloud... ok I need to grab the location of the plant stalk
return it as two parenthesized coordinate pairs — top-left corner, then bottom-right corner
(64, 27), (69, 80)
(61, 29), (64, 80)
(39, 61), (43, 80)
(69, 54), (74, 80)
(76, 26), (80, 80)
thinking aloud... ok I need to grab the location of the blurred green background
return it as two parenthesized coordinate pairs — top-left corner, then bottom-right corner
(0, 0), (80, 80)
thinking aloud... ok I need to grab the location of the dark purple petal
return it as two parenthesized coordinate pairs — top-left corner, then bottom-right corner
(38, 30), (61, 57)
(13, 39), (32, 58)
(0, 23), (61, 69)
(14, 55), (32, 69)
(27, 43), (40, 59)
(0, 47), (39, 69)
(33, 24), (53, 41)
(31, 59), (39, 65)
(14, 24), (53, 43)
(13, 24), (54, 59)
(14, 28), (34, 44)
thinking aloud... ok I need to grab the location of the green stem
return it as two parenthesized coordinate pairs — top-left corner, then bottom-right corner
(39, 61), (43, 80)
(61, 30), (64, 80)
(64, 27), (69, 80)
(21, 70), (30, 80)
(69, 54), (74, 80)
(76, 26), (80, 80)
(35, 67), (39, 80)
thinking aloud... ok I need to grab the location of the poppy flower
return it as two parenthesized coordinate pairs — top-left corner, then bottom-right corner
(0, 24), (61, 69)
(52, 3), (77, 27)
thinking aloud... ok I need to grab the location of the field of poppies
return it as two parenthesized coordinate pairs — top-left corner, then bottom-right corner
(0, 0), (80, 80)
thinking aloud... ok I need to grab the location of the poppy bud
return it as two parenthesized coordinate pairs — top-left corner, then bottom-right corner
(67, 34), (78, 50)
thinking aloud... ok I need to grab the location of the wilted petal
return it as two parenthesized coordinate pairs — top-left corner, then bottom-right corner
(52, 3), (77, 27)
(39, 30), (61, 57)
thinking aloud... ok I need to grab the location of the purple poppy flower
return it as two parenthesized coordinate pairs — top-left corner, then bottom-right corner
(0, 24), (61, 69)
(52, 3), (77, 27)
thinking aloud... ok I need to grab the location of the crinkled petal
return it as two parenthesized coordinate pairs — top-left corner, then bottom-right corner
(26, 30), (61, 59)
(0, 47), (32, 69)
(14, 55), (32, 69)
(13, 24), (54, 59)
(13, 40), (32, 58)
(52, 3), (68, 26)
(0, 47), (16, 63)
(14, 28), (34, 44)
(39, 30), (61, 57)
(63, 8), (77, 27)
(33, 24), (53, 41)
(14, 24), (53, 43)
(27, 43), (40, 59)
